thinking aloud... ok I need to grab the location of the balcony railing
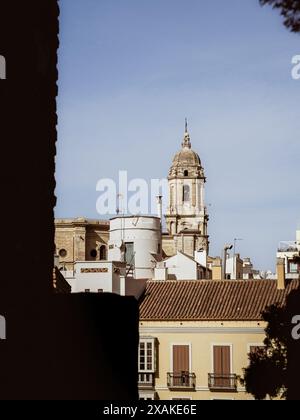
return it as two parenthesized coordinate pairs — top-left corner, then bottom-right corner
(138, 373), (155, 389)
(167, 372), (196, 390)
(208, 374), (238, 391)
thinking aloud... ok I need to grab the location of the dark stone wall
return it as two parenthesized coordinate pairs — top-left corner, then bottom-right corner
(0, 1), (138, 400)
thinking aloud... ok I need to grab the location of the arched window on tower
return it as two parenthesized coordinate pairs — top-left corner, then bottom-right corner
(100, 245), (107, 261)
(184, 170), (189, 177)
(90, 249), (98, 259)
(183, 185), (190, 203)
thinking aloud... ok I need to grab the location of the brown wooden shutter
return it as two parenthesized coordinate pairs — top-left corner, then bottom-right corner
(213, 346), (231, 388)
(213, 346), (222, 375)
(213, 346), (230, 374)
(173, 345), (189, 373)
(223, 346), (230, 375)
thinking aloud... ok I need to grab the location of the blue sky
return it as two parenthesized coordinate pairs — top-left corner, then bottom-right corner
(56, 0), (300, 271)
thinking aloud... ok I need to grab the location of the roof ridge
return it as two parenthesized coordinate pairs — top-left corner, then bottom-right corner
(146, 279), (279, 284)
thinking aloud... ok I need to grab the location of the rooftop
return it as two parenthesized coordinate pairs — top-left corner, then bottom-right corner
(55, 218), (110, 226)
(139, 279), (300, 321)
(278, 241), (300, 253)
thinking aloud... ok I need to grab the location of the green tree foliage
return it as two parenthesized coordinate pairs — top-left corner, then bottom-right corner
(260, 0), (300, 32)
(242, 304), (288, 400)
(242, 286), (300, 400)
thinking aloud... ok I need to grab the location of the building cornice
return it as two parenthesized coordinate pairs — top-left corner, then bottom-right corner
(55, 218), (109, 228)
(139, 327), (265, 335)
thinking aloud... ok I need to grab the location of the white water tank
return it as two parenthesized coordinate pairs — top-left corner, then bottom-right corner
(108, 216), (162, 279)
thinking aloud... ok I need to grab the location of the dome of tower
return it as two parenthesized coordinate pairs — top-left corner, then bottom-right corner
(172, 147), (201, 167)
(168, 123), (204, 179)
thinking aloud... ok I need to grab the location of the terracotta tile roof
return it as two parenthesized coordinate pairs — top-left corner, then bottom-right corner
(139, 279), (300, 321)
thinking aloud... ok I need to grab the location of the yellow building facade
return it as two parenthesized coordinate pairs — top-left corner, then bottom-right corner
(138, 279), (300, 400)
(139, 321), (265, 400)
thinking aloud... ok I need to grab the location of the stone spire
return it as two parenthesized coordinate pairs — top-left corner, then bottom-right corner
(182, 118), (191, 149)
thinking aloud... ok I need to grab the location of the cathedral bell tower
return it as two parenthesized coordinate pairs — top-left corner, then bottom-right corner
(165, 120), (209, 257)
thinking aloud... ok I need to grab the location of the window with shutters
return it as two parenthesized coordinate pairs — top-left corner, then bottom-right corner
(167, 344), (196, 389)
(214, 345), (231, 374)
(208, 345), (237, 391)
(172, 344), (190, 374)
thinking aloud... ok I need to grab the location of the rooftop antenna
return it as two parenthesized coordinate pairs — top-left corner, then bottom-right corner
(117, 194), (125, 260)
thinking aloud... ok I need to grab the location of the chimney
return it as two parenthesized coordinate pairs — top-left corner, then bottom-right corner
(212, 257), (222, 281)
(277, 258), (286, 290)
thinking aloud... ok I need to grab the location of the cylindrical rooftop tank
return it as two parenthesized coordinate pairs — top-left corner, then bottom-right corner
(108, 215), (162, 279)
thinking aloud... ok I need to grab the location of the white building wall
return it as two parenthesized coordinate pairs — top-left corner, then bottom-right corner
(226, 255), (244, 280)
(194, 250), (207, 267)
(165, 252), (198, 280)
(226, 257), (234, 279)
(73, 261), (117, 293)
(154, 268), (168, 280)
(108, 216), (162, 279)
(112, 270), (121, 295)
(62, 261), (146, 298)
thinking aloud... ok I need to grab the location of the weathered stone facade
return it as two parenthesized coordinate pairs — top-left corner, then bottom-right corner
(163, 123), (209, 258)
(55, 218), (109, 270)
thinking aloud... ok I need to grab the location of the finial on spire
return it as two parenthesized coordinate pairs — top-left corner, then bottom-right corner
(182, 118), (191, 149)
